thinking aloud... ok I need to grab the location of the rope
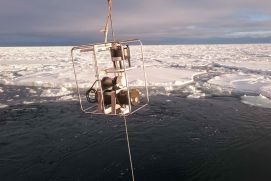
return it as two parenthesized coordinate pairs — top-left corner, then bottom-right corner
(103, 0), (116, 43)
(105, 1), (132, 180)
(108, 0), (116, 41)
(123, 115), (135, 181)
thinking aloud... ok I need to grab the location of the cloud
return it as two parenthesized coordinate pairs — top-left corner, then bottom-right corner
(226, 30), (271, 38)
(0, 0), (270, 45)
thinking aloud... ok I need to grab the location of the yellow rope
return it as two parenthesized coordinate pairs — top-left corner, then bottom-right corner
(123, 115), (135, 181)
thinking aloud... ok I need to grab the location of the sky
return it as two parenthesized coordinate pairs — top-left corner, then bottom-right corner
(0, 0), (271, 46)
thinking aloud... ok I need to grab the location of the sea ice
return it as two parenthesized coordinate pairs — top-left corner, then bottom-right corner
(0, 44), (271, 108)
(40, 87), (72, 98)
(23, 101), (35, 105)
(207, 73), (271, 96)
(260, 86), (271, 98)
(0, 103), (8, 109)
(241, 95), (271, 109)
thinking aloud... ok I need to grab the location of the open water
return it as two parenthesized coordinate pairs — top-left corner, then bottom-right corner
(1, 85), (271, 181)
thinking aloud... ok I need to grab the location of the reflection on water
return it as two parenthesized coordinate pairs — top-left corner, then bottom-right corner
(1, 96), (271, 181)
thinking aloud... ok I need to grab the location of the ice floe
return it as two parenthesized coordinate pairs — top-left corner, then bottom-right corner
(206, 73), (271, 96)
(0, 103), (8, 109)
(241, 95), (271, 109)
(40, 87), (72, 97)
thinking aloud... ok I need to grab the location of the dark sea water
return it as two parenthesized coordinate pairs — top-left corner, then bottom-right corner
(1, 86), (271, 181)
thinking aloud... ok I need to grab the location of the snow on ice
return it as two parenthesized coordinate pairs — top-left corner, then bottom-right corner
(0, 44), (271, 108)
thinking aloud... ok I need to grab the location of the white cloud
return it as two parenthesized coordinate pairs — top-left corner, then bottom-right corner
(226, 31), (271, 38)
